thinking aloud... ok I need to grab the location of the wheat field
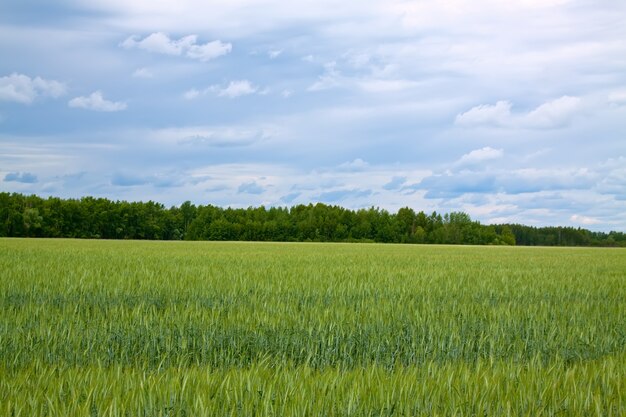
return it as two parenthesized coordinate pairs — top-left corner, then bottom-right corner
(1, 239), (624, 416)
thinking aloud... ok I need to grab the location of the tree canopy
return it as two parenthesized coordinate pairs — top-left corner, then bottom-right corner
(1, 192), (624, 246)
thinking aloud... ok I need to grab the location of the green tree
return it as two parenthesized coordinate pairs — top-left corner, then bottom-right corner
(23, 207), (43, 237)
(499, 226), (516, 246)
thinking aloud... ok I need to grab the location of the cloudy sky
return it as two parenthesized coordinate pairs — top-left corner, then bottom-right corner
(1, 0), (625, 230)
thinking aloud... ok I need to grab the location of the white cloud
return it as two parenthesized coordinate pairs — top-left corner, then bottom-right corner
(457, 147), (504, 166)
(68, 91), (127, 112)
(0, 73), (65, 104)
(346, 52), (372, 69)
(186, 40), (233, 61)
(132, 68), (153, 78)
(570, 214), (602, 225)
(183, 89), (201, 100)
(121, 32), (231, 62)
(214, 80), (257, 98)
(148, 125), (278, 147)
(455, 96), (581, 129)
(524, 96), (581, 128)
(338, 158), (369, 171)
(608, 90), (626, 105)
(455, 101), (512, 127)
(121, 32), (194, 55)
(356, 79), (419, 93)
(308, 62), (342, 91)
(183, 80), (259, 99)
(306, 61), (416, 94)
(178, 128), (269, 147)
(268, 49), (282, 59)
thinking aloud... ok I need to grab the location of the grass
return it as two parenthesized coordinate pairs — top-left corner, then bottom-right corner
(1, 238), (625, 415)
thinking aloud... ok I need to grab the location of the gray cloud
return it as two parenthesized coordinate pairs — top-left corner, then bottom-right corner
(280, 192), (301, 203)
(4, 172), (38, 183)
(416, 174), (497, 199)
(316, 188), (372, 203)
(111, 173), (150, 187)
(111, 172), (188, 188)
(238, 181), (265, 194)
(415, 168), (598, 199)
(383, 176), (406, 190)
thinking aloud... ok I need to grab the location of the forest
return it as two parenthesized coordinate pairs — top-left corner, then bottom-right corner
(1, 192), (624, 246)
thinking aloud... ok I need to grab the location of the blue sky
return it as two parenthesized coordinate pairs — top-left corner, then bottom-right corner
(1, 0), (625, 231)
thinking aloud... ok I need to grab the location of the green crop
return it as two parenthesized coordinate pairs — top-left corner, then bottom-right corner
(1, 239), (624, 416)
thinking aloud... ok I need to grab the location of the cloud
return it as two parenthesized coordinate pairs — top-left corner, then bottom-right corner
(306, 60), (421, 95)
(268, 49), (282, 59)
(524, 96), (581, 128)
(177, 128), (266, 147)
(280, 192), (301, 203)
(68, 91), (127, 112)
(455, 96), (582, 129)
(455, 101), (512, 127)
(0, 73), (65, 104)
(356, 79), (420, 93)
(608, 90), (626, 105)
(148, 125), (273, 147)
(338, 158), (369, 171)
(121, 32), (231, 62)
(183, 89), (200, 100)
(595, 157), (626, 198)
(308, 62), (342, 91)
(121, 32), (194, 55)
(383, 176), (406, 190)
(4, 172), (38, 183)
(216, 80), (257, 98)
(111, 173), (150, 186)
(111, 172), (186, 188)
(456, 147), (503, 167)
(316, 188), (372, 203)
(238, 181), (265, 194)
(185, 80), (259, 99)
(186, 40), (233, 62)
(416, 173), (497, 199)
(132, 68), (153, 78)
(181, 133), (252, 147)
(415, 168), (597, 199)
(570, 214), (601, 225)
(501, 169), (597, 195)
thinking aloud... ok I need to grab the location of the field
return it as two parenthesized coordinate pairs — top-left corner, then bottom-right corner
(1, 239), (625, 416)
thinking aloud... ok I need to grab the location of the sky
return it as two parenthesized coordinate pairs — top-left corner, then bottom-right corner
(1, 0), (625, 231)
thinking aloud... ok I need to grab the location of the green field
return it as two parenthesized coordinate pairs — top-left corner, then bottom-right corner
(1, 239), (625, 416)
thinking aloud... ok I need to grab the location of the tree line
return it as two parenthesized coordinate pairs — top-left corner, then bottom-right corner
(1, 192), (624, 246)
